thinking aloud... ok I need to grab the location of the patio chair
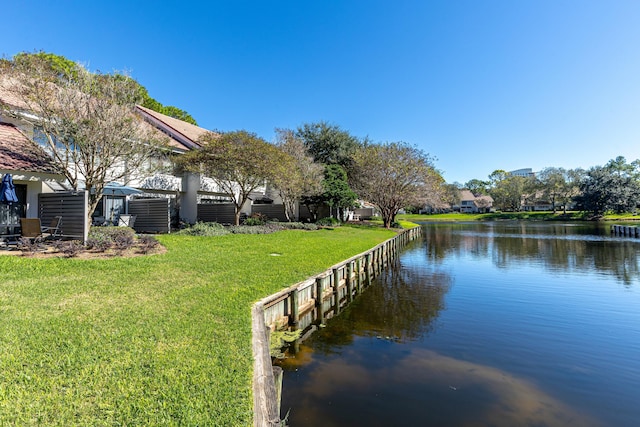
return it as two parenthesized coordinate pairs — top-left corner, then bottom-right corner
(118, 214), (136, 228)
(20, 218), (43, 241)
(41, 216), (62, 239)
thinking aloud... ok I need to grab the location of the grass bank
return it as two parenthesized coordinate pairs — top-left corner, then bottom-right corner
(0, 226), (396, 426)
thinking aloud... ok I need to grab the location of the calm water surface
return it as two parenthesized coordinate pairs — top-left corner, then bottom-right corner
(277, 222), (640, 426)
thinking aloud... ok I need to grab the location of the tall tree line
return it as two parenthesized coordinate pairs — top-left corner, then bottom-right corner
(463, 156), (640, 216)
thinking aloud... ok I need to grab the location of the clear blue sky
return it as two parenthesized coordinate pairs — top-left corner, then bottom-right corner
(3, 0), (640, 184)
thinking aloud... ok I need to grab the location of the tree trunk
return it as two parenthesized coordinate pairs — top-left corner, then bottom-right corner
(234, 208), (242, 226)
(382, 209), (393, 229)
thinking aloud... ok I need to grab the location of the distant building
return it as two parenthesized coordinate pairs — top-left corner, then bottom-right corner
(458, 190), (494, 213)
(509, 168), (536, 178)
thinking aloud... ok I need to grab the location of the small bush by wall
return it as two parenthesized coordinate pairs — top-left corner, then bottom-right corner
(175, 222), (230, 236)
(87, 227), (137, 251)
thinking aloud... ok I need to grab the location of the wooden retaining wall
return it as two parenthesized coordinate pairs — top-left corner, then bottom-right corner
(611, 224), (640, 238)
(251, 226), (423, 426)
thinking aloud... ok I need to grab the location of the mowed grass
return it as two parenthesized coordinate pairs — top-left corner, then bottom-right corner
(0, 226), (396, 426)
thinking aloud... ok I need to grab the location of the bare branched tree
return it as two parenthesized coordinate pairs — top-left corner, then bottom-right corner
(351, 142), (443, 228)
(0, 56), (169, 221)
(272, 129), (324, 221)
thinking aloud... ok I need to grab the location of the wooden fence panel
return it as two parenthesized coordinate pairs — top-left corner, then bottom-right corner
(129, 198), (171, 233)
(39, 191), (88, 241)
(197, 203), (236, 224)
(251, 204), (288, 222)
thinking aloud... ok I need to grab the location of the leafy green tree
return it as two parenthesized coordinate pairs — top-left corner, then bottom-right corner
(7, 51), (199, 125)
(0, 54), (169, 223)
(441, 183), (462, 209)
(351, 142), (442, 228)
(488, 170), (535, 211)
(465, 178), (490, 196)
(322, 165), (358, 221)
(178, 130), (286, 225)
(161, 105), (197, 125)
(578, 157), (640, 216)
(295, 121), (360, 168)
(271, 129), (324, 221)
(11, 51), (79, 80)
(538, 167), (583, 213)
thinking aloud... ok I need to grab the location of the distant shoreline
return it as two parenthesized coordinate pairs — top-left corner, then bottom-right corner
(398, 212), (640, 222)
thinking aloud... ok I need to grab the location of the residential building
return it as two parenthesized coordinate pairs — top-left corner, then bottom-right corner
(0, 122), (65, 234)
(0, 76), (270, 236)
(459, 190), (494, 213)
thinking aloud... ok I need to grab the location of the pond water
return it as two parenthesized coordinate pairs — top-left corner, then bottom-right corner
(277, 222), (640, 426)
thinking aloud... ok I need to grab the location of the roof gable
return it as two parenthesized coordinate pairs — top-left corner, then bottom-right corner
(459, 189), (476, 201)
(136, 105), (209, 150)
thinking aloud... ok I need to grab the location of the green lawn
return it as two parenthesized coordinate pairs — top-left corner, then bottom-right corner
(0, 226), (397, 426)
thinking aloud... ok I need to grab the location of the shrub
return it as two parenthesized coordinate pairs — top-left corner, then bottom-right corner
(137, 235), (160, 254)
(243, 217), (264, 226)
(87, 226), (136, 251)
(18, 237), (43, 254)
(86, 234), (112, 252)
(53, 240), (84, 258)
(227, 224), (281, 234)
(316, 217), (341, 227)
(112, 228), (136, 250)
(243, 212), (268, 226)
(277, 222), (319, 231)
(176, 222), (230, 237)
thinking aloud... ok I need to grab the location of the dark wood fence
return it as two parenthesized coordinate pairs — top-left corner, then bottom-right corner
(39, 191), (88, 241)
(197, 203), (236, 224)
(129, 198), (172, 233)
(251, 204), (288, 222)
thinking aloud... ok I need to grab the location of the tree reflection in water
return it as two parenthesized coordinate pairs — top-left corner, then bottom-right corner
(422, 222), (640, 286)
(306, 256), (452, 356)
(276, 222), (618, 426)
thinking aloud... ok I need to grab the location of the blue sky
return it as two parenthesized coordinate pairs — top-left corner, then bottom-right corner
(3, 1), (640, 184)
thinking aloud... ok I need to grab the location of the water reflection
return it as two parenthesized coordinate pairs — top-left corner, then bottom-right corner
(280, 252), (452, 357)
(289, 349), (602, 427)
(423, 222), (640, 285)
(280, 223), (640, 426)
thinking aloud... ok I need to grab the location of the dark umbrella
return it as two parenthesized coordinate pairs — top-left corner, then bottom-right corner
(0, 174), (18, 203)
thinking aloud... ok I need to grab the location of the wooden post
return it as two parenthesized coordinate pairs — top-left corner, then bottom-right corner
(315, 277), (324, 324)
(347, 262), (354, 302)
(356, 257), (362, 294)
(273, 366), (283, 418)
(393, 237), (397, 259)
(384, 243), (388, 266)
(290, 289), (299, 327)
(333, 268), (341, 314)
(365, 253), (371, 288)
